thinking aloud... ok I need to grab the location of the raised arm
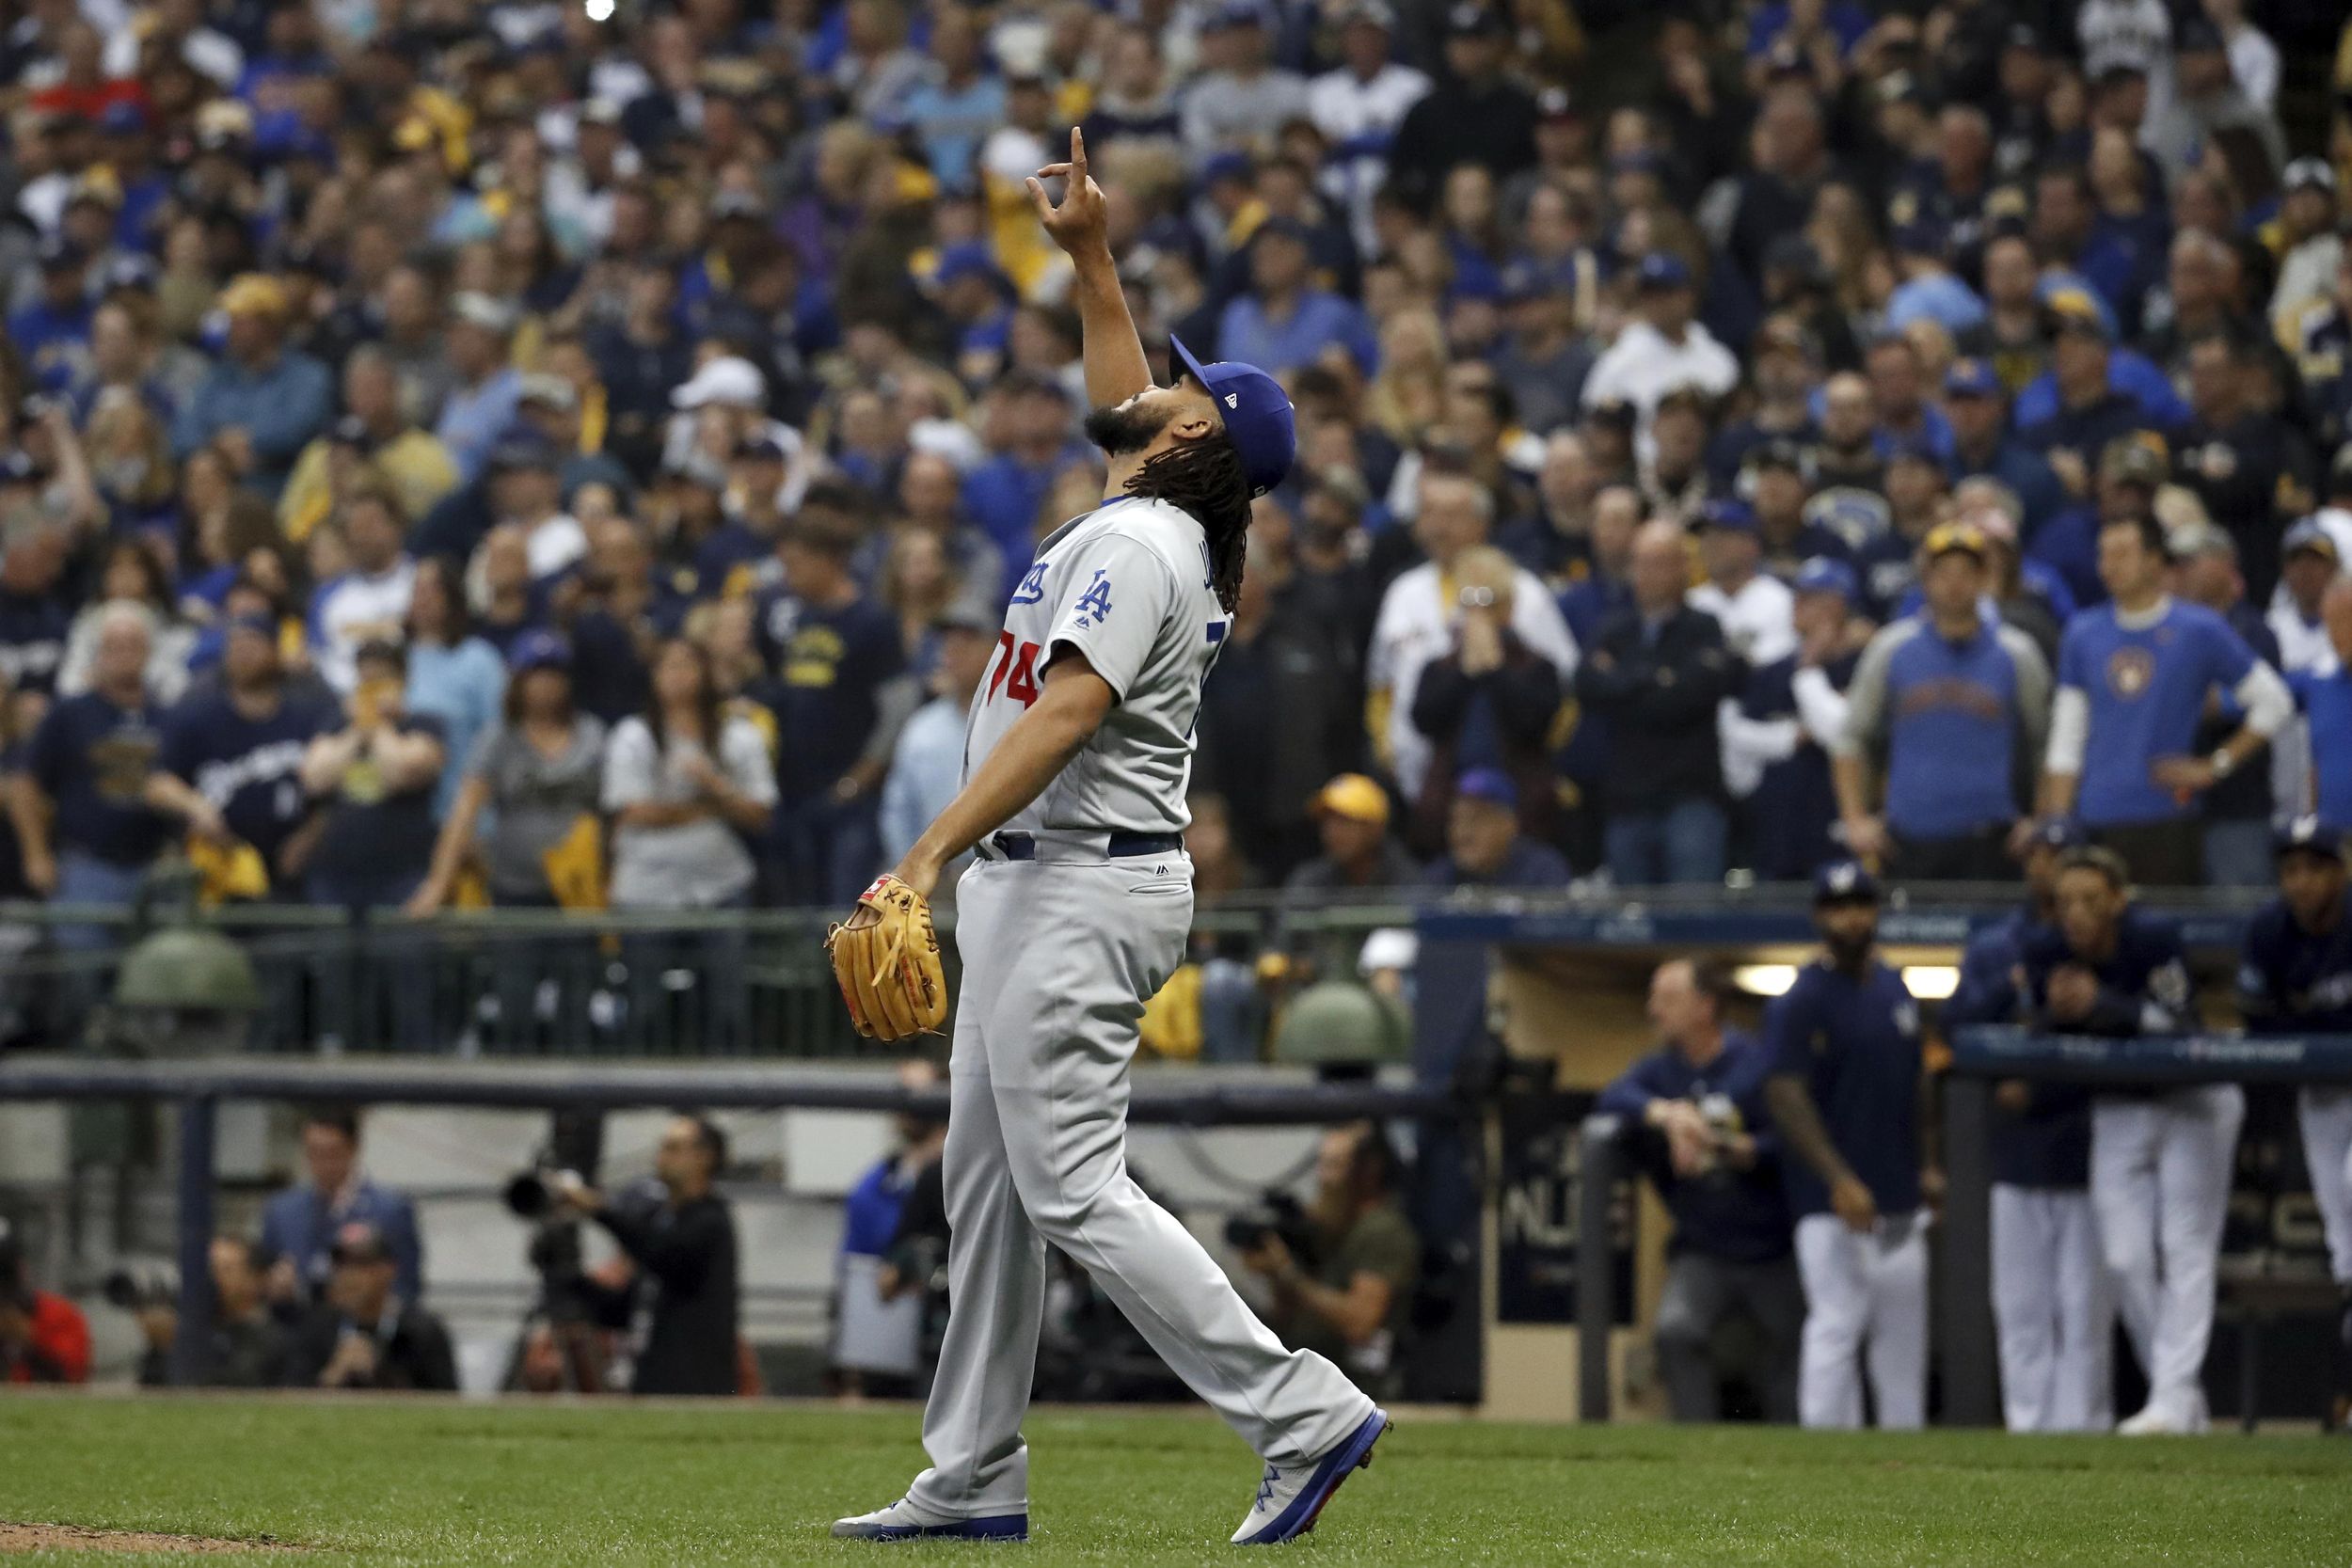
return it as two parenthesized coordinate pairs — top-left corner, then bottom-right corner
(1026, 128), (1153, 410)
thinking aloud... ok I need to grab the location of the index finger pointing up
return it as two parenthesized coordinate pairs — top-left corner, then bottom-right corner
(1070, 125), (1087, 177)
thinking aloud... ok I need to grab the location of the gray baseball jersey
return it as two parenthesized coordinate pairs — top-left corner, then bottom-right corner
(961, 496), (1227, 834)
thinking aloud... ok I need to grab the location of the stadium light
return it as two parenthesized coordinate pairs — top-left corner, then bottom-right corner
(585, 0), (614, 20)
(1731, 963), (1961, 1000)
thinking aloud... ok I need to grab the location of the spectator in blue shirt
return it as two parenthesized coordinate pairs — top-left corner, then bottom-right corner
(2238, 816), (2352, 1386)
(1216, 219), (1379, 379)
(435, 293), (525, 485)
(170, 275), (332, 499)
(898, 8), (1005, 192)
(1834, 521), (2052, 881)
(1419, 769), (1568, 888)
(1944, 357), (2064, 536)
(2023, 845), (2233, 1435)
(2015, 292), (2184, 504)
(1598, 958), (1798, 1423)
(961, 372), (1088, 595)
(9, 239), (95, 393)
(1942, 817), (2108, 1433)
(2039, 510), (2292, 887)
(880, 604), (994, 894)
(1763, 861), (1932, 1430)
(258, 1106), (424, 1312)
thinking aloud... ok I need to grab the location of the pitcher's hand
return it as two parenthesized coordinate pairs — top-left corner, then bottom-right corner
(1027, 128), (1109, 259)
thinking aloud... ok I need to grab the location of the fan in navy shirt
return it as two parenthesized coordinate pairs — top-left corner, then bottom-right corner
(1763, 861), (1932, 1430)
(0, 515), (73, 696)
(1418, 770), (1570, 889)
(1735, 557), (1858, 882)
(1597, 958), (1799, 1424)
(2024, 844), (2235, 1434)
(146, 614), (339, 890)
(753, 515), (916, 905)
(1942, 817), (2107, 1432)
(2236, 816), (2352, 1417)
(2287, 578), (2352, 829)
(2041, 513), (2291, 888)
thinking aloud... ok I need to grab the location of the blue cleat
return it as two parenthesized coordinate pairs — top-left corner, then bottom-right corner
(1230, 1407), (1389, 1545)
(831, 1497), (1028, 1543)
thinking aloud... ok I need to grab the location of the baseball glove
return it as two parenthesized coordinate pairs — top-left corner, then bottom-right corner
(826, 874), (949, 1041)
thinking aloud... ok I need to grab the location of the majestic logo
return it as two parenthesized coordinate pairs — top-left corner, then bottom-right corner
(2106, 645), (2155, 699)
(1073, 568), (1113, 626)
(1009, 561), (1048, 606)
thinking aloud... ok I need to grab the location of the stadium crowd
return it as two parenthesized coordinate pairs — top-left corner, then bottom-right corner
(0, 0), (2343, 933)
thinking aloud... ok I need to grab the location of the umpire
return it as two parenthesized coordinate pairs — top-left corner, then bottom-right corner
(557, 1113), (741, 1396)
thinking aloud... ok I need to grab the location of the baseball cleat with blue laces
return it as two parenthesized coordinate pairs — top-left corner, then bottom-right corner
(831, 1497), (1028, 1543)
(1230, 1407), (1390, 1545)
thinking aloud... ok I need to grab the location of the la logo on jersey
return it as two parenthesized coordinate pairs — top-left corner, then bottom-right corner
(1074, 568), (1113, 626)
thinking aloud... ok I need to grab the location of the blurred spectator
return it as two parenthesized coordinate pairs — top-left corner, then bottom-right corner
(1598, 958), (1798, 1424)
(1764, 863), (1932, 1431)
(1219, 220), (1378, 378)
(2023, 847), (2228, 1435)
(963, 373), (1087, 591)
(556, 1113), (742, 1397)
(1420, 769), (1567, 888)
(1944, 357), (2064, 535)
(880, 603), (994, 884)
(135, 1237), (291, 1389)
(144, 612), (339, 895)
(308, 489), (415, 696)
(261, 1107), (422, 1311)
(56, 538), (194, 705)
(2143, 17), (2281, 181)
(437, 293), (525, 485)
(1944, 818), (2107, 1433)
(170, 274), (331, 498)
(756, 507), (913, 905)
(1690, 499), (1796, 667)
(287, 1220), (457, 1392)
(0, 1227), (89, 1385)
(1577, 520), (1739, 887)
(2268, 520), (2341, 675)
(1836, 523), (2051, 881)
(1239, 1123), (1419, 1402)
(1369, 470), (1574, 801)
(1732, 557), (1860, 882)
(1387, 5), (1537, 205)
(1581, 257), (1739, 430)
(2172, 332), (2313, 604)
(2168, 523), (2280, 887)
(2040, 510), (2290, 887)
(2290, 581), (2352, 828)
(1286, 774), (1420, 894)
(1405, 545), (1563, 850)
(278, 350), (458, 544)
(1180, 5), (1308, 161)
(402, 557), (508, 820)
(299, 640), (446, 917)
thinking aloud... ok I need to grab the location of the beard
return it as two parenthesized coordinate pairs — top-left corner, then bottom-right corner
(1822, 925), (1877, 972)
(1083, 398), (1175, 456)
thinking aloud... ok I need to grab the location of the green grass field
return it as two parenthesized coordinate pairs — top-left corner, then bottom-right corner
(0, 1398), (2345, 1565)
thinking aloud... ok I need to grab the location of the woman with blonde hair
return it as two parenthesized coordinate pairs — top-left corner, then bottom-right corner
(1365, 307), (1449, 444)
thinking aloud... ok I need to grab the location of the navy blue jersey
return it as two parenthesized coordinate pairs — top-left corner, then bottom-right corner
(2238, 892), (2352, 1035)
(157, 689), (338, 864)
(2019, 906), (2194, 1038)
(308, 714), (449, 890)
(751, 588), (906, 800)
(1596, 1031), (1791, 1263)
(0, 589), (70, 695)
(1945, 910), (2090, 1188)
(24, 692), (172, 867)
(1765, 958), (1924, 1218)
(1739, 652), (1847, 879)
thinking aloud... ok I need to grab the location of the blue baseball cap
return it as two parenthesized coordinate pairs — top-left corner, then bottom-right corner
(1698, 497), (1756, 533)
(1792, 556), (1857, 602)
(1944, 357), (2001, 399)
(508, 629), (572, 673)
(930, 241), (1004, 290)
(1168, 335), (1296, 499)
(2025, 817), (2086, 854)
(1455, 768), (1518, 811)
(2275, 815), (2345, 862)
(1634, 252), (1691, 291)
(1813, 858), (1880, 905)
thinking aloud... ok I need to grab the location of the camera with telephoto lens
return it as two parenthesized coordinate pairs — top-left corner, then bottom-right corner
(505, 1110), (606, 1327)
(1223, 1190), (1317, 1266)
(103, 1261), (180, 1312)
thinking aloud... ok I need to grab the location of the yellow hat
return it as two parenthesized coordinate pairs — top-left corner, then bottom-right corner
(1311, 773), (1391, 827)
(217, 273), (288, 320)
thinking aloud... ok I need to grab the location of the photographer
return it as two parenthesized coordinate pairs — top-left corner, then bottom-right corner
(554, 1113), (741, 1397)
(1598, 958), (1799, 1423)
(286, 1222), (457, 1391)
(1239, 1124), (1419, 1402)
(135, 1237), (291, 1389)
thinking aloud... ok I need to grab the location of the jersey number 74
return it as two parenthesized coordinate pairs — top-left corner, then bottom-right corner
(986, 632), (1043, 708)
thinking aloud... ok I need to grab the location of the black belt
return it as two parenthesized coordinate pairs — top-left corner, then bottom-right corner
(990, 832), (1183, 862)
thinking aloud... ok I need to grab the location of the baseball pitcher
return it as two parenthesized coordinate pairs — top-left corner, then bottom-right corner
(826, 128), (1388, 1546)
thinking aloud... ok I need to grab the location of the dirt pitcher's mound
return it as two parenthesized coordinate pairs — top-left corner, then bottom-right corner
(0, 1524), (298, 1555)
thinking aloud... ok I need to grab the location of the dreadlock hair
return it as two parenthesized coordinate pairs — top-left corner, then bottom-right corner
(1121, 435), (1252, 612)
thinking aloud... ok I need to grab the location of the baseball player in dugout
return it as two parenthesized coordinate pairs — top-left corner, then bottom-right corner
(2236, 816), (2352, 1431)
(2020, 846), (2229, 1436)
(825, 129), (1389, 1547)
(1763, 861), (1936, 1431)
